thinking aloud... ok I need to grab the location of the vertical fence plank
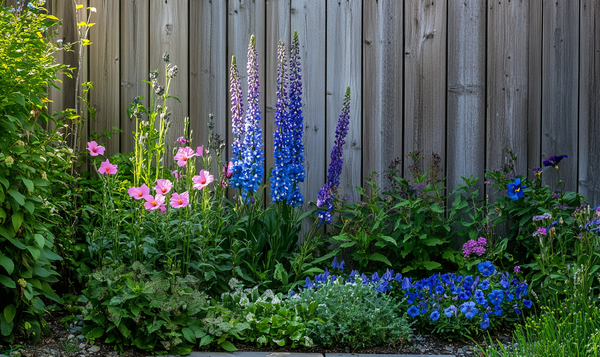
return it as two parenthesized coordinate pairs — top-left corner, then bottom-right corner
(404, 0), (447, 178)
(47, 0), (79, 133)
(579, 0), (600, 205)
(120, 0), (149, 155)
(190, 0), (227, 170)
(227, 0), (267, 195)
(150, 0), (188, 166)
(326, 0), (362, 202)
(363, 0), (403, 187)
(447, 0), (485, 194)
(291, 0), (326, 235)
(3, 0), (17, 8)
(265, 0), (291, 203)
(89, 0), (120, 157)
(527, 0), (543, 179)
(486, 0), (529, 187)
(541, 0), (579, 192)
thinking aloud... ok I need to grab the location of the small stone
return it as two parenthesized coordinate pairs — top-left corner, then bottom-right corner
(70, 326), (83, 333)
(67, 334), (75, 339)
(77, 335), (85, 340)
(76, 315), (83, 320)
(446, 346), (454, 352)
(77, 320), (84, 326)
(88, 346), (100, 353)
(78, 343), (86, 349)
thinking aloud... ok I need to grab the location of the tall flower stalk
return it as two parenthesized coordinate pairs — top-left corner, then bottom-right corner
(229, 56), (244, 190)
(317, 87), (351, 226)
(239, 35), (264, 199)
(287, 31), (306, 206)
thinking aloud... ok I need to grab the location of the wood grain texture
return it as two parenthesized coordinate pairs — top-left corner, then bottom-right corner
(190, 0), (227, 173)
(579, 0), (600, 205)
(527, 0), (543, 179)
(404, 0), (447, 178)
(89, 0), (120, 156)
(326, 0), (362, 203)
(486, 0), (529, 186)
(363, 0), (403, 187)
(265, 0), (291, 203)
(227, 0), (266, 197)
(541, 0), (579, 192)
(291, 0), (326, 235)
(447, 0), (485, 193)
(150, 0), (188, 166)
(120, 0), (149, 155)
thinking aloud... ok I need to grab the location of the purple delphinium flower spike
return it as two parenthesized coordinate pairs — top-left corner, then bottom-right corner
(317, 87), (351, 225)
(287, 31), (306, 206)
(270, 40), (292, 204)
(229, 55), (244, 190)
(240, 35), (264, 198)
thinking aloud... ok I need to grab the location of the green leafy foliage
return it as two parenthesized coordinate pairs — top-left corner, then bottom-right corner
(0, 2), (77, 343)
(290, 279), (411, 349)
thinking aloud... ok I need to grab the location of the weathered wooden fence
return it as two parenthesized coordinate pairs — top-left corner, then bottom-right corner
(5, 0), (600, 205)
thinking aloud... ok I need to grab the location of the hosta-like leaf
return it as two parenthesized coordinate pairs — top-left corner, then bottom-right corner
(3, 304), (16, 324)
(0, 252), (14, 274)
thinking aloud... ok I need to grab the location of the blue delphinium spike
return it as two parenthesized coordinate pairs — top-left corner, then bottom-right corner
(229, 56), (244, 190)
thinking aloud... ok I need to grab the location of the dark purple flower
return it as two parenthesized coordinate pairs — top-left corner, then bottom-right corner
(543, 155), (568, 168)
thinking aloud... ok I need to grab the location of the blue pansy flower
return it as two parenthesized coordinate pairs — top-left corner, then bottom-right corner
(435, 285), (445, 295)
(523, 299), (533, 308)
(493, 306), (503, 316)
(444, 305), (457, 317)
(407, 306), (420, 317)
(480, 313), (490, 329)
(489, 289), (504, 307)
(430, 311), (440, 321)
(507, 178), (525, 200)
(460, 301), (479, 319)
(478, 261), (496, 277)
(505, 290), (515, 302)
(543, 155), (567, 168)
(479, 280), (490, 290)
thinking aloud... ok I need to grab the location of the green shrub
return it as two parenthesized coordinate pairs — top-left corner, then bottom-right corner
(0, 1), (73, 343)
(290, 279), (412, 349)
(80, 263), (248, 354)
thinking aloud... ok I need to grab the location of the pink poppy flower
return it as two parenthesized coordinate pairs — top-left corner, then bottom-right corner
(174, 147), (195, 167)
(98, 159), (118, 175)
(196, 146), (204, 157)
(192, 170), (214, 190)
(128, 184), (150, 200)
(143, 194), (165, 211)
(87, 141), (105, 156)
(170, 191), (189, 208)
(155, 179), (173, 195)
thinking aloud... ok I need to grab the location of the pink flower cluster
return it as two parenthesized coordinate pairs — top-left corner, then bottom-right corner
(128, 179), (190, 212)
(462, 237), (488, 258)
(87, 141), (118, 176)
(173, 146), (208, 167)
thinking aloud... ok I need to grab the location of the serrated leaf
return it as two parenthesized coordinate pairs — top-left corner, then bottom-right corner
(181, 327), (196, 343)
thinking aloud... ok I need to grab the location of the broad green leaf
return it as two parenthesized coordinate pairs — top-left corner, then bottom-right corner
(220, 341), (237, 351)
(88, 327), (104, 339)
(5, 236), (25, 249)
(199, 334), (213, 347)
(21, 178), (34, 192)
(27, 246), (41, 261)
(421, 238), (443, 246)
(0, 275), (16, 289)
(339, 241), (356, 248)
(181, 327), (196, 344)
(369, 253), (392, 266)
(12, 211), (24, 232)
(422, 261), (442, 270)
(34, 234), (45, 249)
(379, 235), (398, 246)
(0, 314), (14, 337)
(3, 305), (16, 324)
(0, 253), (14, 274)
(7, 190), (24, 205)
(24, 201), (35, 214)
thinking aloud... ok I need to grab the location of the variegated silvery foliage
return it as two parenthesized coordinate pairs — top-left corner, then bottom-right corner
(221, 278), (316, 348)
(290, 275), (411, 349)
